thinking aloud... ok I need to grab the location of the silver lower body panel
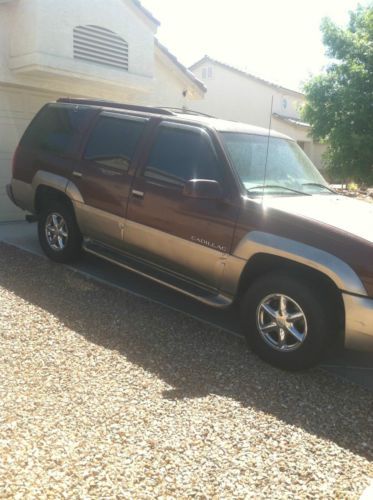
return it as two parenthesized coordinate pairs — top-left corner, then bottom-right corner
(343, 293), (373, 351)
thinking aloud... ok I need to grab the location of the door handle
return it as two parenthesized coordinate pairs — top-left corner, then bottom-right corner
(72, 171), (82, 178)
(132, 190), (144, 199)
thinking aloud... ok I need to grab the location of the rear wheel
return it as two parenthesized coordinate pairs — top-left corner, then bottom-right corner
(240, 272), (336, 370)
(38, 201), (82, 263)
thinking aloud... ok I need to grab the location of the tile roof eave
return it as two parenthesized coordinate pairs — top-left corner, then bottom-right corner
(272, 113), (310, 128)
(131, 0), (160, 26)
(190, 56), (304, 98)
(155, 40), (207, 94)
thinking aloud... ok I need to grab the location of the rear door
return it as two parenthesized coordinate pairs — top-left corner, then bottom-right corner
(71, 112), (148, 247)
(125, 121), (240, 289)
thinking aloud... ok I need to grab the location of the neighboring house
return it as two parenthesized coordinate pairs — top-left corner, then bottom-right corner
(189, 56), (327, 171)
(0, 0), (205, 221)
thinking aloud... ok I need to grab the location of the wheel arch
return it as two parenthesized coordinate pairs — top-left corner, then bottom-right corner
(34, 185), (75, 214)
(32, 170), (83, 213)
(236, 252), (346, 344)
(232, 231), (367, 297)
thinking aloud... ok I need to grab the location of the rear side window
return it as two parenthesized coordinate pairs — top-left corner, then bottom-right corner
(21, 105), (93, 154)
(144, 125), (221, 187)
(84, 115), (146, 171)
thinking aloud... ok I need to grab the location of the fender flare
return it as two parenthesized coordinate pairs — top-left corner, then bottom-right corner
(32, 170), (84, 206)
(223, 231), (367, 297)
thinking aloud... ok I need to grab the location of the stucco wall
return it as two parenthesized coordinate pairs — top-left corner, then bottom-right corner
(190, 63), (303, 129)
(0, 0), (202, 103)
(8, 0), (155, 78)
(0, 3), (13, 78)
(0, 0), (157, 103)
(189, 61), (326, 169)
(304, 142), (328, 171)
(141, 51), (197, 108)
(271, 116), (310, 143)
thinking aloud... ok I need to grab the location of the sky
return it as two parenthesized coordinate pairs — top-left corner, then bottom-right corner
(140, 0), (369, 91)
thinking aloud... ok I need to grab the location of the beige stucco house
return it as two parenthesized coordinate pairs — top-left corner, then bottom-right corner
(189, 56), (326, 170)
(0, 0), (205, 221)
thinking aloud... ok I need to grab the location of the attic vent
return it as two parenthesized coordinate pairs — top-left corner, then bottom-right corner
(73, 25), (128, 71)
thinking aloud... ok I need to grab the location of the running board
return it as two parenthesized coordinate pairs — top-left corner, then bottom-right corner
(83, 240), (232, 308)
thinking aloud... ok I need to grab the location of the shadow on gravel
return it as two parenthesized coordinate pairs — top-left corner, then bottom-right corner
(1, 243), (373, 462)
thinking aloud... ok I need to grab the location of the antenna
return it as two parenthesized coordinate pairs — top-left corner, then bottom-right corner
(262, 95), (274, 201)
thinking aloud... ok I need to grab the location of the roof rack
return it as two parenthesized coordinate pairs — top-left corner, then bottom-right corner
(158, 107), (215, 118)
(57, 98), (175, 116)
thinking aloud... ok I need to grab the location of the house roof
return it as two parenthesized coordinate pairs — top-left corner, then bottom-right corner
(131, 0), (160, 26)
(272, 113), (310, 128)
(190, 55), (304, 97)
(0, 0), (161, 25)
(129, 3), (205, 94)
(155, 39), (206, 94)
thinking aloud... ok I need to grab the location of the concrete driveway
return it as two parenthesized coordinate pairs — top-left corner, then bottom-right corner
(1, 221), (372, 392)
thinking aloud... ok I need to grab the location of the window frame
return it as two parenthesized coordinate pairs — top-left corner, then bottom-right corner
(140, 121), (223, 189)
(82, 111), (148, 172)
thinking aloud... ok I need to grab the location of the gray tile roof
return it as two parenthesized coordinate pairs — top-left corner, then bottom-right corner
(272, 113), (310, 128)
(155, 40), (206, 93)
(131, 0), (160, 26)
(190, 56), (304, 97)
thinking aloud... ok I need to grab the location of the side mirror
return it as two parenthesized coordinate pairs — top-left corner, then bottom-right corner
(183, 179), (223, 200)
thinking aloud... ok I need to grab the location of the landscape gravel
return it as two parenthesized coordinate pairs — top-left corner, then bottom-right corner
(0, 242), (372, 499)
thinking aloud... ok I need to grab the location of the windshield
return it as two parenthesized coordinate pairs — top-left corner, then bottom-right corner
(220, 132), (331, 196)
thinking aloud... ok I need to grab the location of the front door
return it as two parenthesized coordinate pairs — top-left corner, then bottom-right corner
(125, 121), (239, 290)
(71, 112), (148, 247)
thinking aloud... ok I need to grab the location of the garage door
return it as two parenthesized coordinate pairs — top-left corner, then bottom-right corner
(0, 86), (59, 221)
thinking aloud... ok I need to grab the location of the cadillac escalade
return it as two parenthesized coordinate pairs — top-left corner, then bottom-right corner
(7, 98), (373, 370)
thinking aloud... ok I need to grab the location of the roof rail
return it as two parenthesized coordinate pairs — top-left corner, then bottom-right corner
(158, 107), (215, 118)
(57, 98), (176, 116)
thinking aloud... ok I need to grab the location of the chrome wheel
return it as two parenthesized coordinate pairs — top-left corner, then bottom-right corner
(256, 294), (308, 352)
(45, 212), (68, 251)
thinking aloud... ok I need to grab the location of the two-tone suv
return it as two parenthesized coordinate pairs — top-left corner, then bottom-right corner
(7, 98), (373, 370)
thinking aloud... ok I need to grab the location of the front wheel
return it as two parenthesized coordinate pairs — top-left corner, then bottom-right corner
(38, 201), (82, 263)
(240, 272), (335, 370)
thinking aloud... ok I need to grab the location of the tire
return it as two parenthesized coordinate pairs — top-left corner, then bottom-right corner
(38, 200), (82, 263)
(240, 272), (335, 370)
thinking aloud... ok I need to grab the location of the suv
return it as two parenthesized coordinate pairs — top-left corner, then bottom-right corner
(7, 98), (373, 370)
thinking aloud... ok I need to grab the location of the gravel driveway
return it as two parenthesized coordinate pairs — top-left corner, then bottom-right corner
(0, 243), (372, 499)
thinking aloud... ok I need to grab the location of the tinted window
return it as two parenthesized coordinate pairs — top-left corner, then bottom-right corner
(21, 105), (91, 154)
(144, 125), (221, 187)
(84, 116), (146, 171)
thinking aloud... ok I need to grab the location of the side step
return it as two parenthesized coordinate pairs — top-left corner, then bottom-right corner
(83, 240), (232, 308)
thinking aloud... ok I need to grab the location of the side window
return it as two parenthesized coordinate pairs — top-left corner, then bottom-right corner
(84, 116), (146, 170)
(21, 105), (92, 154)
(144, 125), (221, 187)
